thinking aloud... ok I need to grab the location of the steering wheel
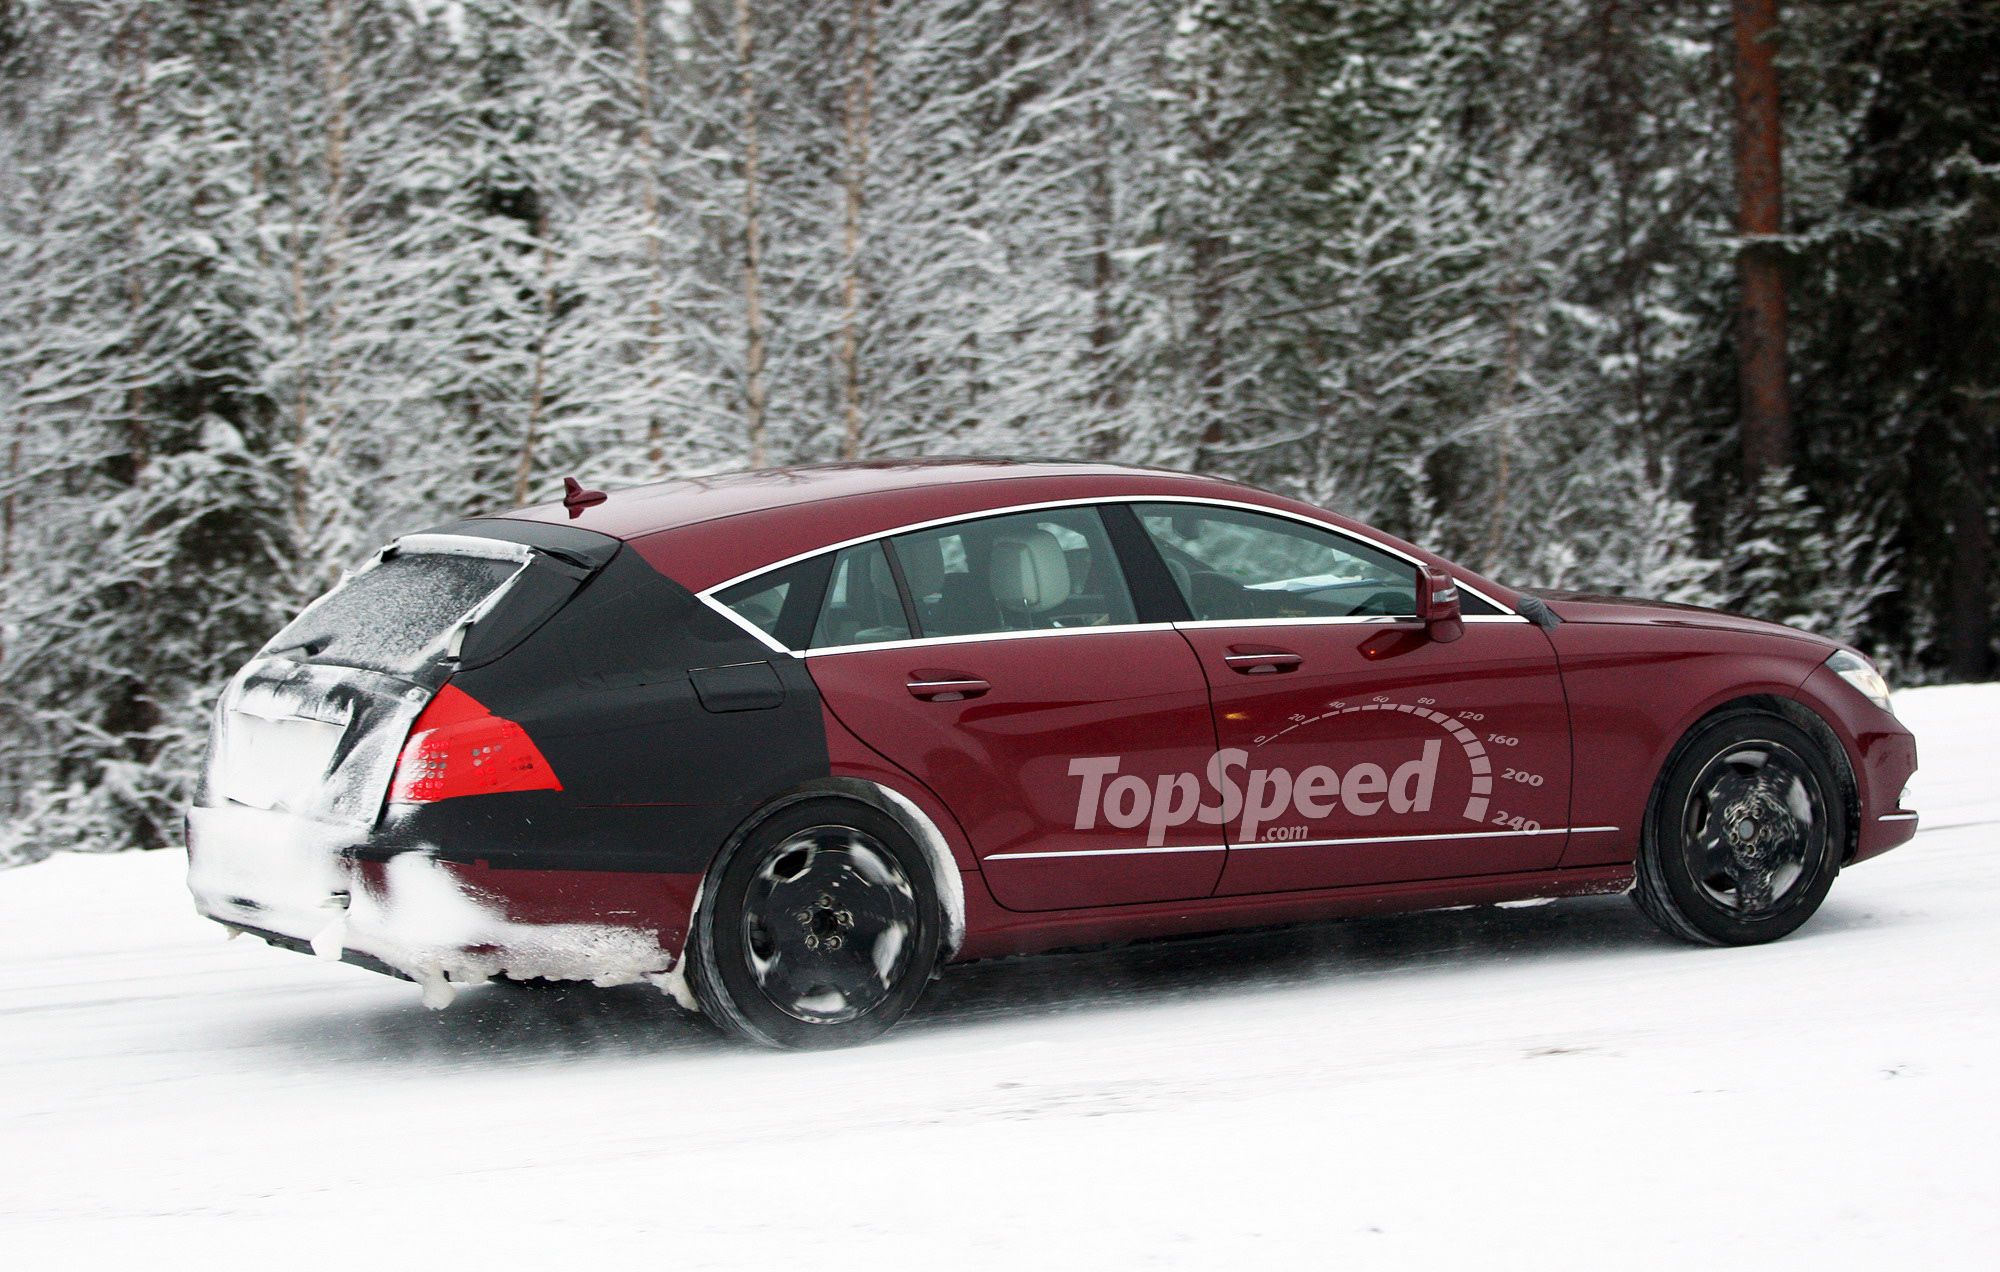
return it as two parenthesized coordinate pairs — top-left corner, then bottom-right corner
(1352, 589), (1411, 617)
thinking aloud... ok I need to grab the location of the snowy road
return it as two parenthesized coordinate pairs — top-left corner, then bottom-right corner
(4, 686), (1996, 1269)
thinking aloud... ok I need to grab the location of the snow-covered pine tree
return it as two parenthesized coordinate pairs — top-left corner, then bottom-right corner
(0, 2), (295, 859)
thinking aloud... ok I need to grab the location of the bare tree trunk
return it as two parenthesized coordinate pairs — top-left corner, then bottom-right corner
(1485, 293), (1520, 566)
(631, 0), (670, 471)
(115, 5), (152, 486)
(513, 209), (558, 507)
(1191, 226), (1227, 460)
(837, 0), (877, 461)
(292, 0), (351, 564)
(0, 417), (20, 680)
(1946, 402), (1995, 681)
(1074, 0), (1122, 443)
(107, 4), (165, 843)
(1592, 2), (1657, 484)
(0, 421), (18, 586)
(735, 0), (769, 466)
(1731, 0), (1792, 480)
(0, 416), (17, 797)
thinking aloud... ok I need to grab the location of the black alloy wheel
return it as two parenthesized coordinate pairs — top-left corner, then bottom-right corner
(1634, 710), (1845, 946)
(689, 798), (941, 1048)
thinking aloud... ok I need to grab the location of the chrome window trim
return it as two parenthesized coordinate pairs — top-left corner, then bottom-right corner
(1171, 615), (1403, 632)
(696, 493), (1522, 656)
(799, 621), (1177, 660)
(698, 594), (795, 655)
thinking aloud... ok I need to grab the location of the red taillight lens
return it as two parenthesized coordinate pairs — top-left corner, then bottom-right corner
(388, 685), (563, 804)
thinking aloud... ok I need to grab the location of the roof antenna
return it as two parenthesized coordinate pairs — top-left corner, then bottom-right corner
(562, 476), (608, 518)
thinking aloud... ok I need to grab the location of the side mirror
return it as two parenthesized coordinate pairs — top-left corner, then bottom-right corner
(1417, 565), (1464, 644)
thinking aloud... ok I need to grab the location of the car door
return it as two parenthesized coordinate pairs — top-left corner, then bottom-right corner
(797, 506), (1225, 911)
(1129, 502), (1573, 895)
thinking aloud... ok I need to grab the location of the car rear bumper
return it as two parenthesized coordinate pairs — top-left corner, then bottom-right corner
(187, 804), (699, 1002)
(227, 920), (418, 983)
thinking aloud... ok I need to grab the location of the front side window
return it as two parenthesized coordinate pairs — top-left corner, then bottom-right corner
(889, 506), (1138, 638)
(810, 542), (912, 649)
(1134, 503), (1418, 621)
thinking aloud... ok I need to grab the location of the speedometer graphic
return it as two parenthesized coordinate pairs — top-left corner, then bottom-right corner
(1252, 696), (1498, 824)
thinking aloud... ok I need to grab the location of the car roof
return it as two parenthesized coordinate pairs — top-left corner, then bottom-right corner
(490, 457), (1514, 603)
(498, 459), (1245, 538)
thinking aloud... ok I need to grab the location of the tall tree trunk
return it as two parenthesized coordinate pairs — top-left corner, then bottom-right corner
(1592, 2), (1657, 484)
(631, 0), (670, 471)
(111, 3), (162, 831)
(292, 0), (351, 573)
(0, 416), (20, 679)
(1075, 0), (1122, 445)
(1485, 292), (1520, 566)
(115, 5), (151, 488)
(837, 0), (877, 460)
(1731, 0), (1792, 480)
(735, 0), (769, 466)
(1946, 402), (1995, 680)
(1190, 226), (1227, 461)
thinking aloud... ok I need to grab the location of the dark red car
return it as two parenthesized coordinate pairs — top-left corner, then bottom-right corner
(188, 460), (1919, 1047)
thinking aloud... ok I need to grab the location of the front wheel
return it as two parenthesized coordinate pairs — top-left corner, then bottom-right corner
(1633, 711), (1845, 946)
(686, 798), (942, 1049)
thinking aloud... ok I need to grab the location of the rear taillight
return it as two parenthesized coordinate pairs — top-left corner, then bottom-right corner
(388, 685), (562, 804)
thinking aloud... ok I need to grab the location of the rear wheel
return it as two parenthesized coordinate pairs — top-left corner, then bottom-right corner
(1633, 711), (1844, 946)
(687, 798), (941, 1049)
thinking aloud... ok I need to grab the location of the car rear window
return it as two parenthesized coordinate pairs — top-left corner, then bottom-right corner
(263, 550), (526, 677)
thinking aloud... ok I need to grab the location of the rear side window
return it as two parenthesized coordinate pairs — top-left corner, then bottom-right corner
(264, 549), (525, 676)
(715, 554), (833, 650)
(1135, 503), (1417, 621)
(810, 542), (913, 649)
(889, 506), (1137, 638)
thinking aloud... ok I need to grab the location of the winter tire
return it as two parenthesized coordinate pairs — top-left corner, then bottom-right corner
(1633, 710), (1844, 946)
(687, 798), (942, 1049)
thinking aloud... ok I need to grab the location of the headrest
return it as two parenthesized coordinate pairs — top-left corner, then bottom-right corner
(989, 529), (1071, 614)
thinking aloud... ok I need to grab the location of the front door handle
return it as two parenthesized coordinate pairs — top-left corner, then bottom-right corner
(1222, 646), (1303, 675)
(906, 671), (991, 701)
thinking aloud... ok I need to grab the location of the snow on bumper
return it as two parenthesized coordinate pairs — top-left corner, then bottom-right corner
(186, 805), (684, 1007)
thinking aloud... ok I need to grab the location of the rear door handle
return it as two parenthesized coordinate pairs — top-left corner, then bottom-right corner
(906, 671), (990, 701)
(1222, 647), (1303, 675)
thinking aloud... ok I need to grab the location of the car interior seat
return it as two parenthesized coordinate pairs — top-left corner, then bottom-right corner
(989, 528), (1072, 629)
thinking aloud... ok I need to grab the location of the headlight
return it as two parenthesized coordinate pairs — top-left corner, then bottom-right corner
(1826, 649), (1894, 714)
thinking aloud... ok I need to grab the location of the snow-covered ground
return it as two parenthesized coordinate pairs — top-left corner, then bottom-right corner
(2, 686), (1995, 1269)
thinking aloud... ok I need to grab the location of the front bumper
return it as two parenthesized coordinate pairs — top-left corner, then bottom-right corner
(1792, 664), (1920, 865)
(187, 804), (699, 1005)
